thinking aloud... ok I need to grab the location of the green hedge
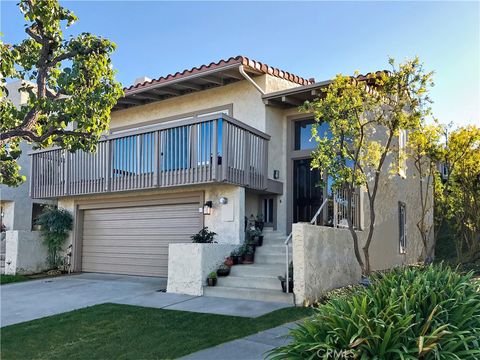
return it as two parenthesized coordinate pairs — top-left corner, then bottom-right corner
(270, 265), (480, 359)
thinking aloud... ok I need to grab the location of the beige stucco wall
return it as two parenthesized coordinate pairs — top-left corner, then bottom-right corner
(167, 243), (237, 296)
(111, 77), (266, 132)
(293, 223), (362, 304)
(4, 230), (49, 275)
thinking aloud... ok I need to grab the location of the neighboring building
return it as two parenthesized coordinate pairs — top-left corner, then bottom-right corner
(28, 56), (431, 303)
(1, 81), (54, 275)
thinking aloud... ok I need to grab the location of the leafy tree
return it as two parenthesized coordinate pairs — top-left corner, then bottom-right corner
(435, 125), (480, 263)
(0, 0), (123, 186)
(303, 57), (433, 275)
(407, 121), (443, 261)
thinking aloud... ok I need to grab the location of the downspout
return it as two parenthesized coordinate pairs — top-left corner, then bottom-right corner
(239, 65), (265, 95)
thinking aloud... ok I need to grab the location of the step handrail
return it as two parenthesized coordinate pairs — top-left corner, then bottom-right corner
(284, 198), (328, 293)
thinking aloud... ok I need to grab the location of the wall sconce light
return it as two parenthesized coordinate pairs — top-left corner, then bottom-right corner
(203, 201), (213, 215)
(219, 197), (228, 205)
(273, 170), (280, 179)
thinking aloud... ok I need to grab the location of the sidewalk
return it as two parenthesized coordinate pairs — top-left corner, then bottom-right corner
(180, 321), (297, 360)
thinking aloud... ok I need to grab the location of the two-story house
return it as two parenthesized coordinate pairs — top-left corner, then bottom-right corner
(29, 56), (428, 303)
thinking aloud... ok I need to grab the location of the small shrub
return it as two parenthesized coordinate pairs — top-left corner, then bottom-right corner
(269, 264), (480, 359)
(191, 227), (217, 243)
(208, 271), (217, 279)
(36, 206), (73, 269)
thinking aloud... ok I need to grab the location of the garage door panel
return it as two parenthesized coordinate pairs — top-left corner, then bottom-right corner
(82, 246), (169, 256)
(82, 262), (167, 277)
(81, 199), (201, 277)
(84, 254), (168, 266)
(83, 218), (200, 230)
(83, 227), (199, 236)
(84, 209), (199, 221)
(82, 236), (193, 245)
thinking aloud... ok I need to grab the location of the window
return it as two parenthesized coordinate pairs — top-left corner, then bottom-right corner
(294, 119), (332, 151)
(31, 203), (48, 231)
(399, 202), (407, 254)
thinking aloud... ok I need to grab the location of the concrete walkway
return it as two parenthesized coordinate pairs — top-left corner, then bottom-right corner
(180, 321), (297, 360)
(1, 273), (291, 327)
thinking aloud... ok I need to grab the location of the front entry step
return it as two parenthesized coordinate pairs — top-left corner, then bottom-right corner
(203, 285), (293, 304)
(201, 229), (294, 304)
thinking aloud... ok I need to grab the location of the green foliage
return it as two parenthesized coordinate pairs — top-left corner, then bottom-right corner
(406, 121), (443, 260)
(208, 271), (217, 279)
(191, 227), (217, 243)
(435, 125), (480, 263)
(302, 57), (434, 274)
(36, 206), (73, 268)
(270, 265), (480, 359)
(0, 0), (123, 186)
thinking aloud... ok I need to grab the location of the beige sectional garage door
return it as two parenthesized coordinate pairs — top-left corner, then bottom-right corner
(81, 198), (201, 277)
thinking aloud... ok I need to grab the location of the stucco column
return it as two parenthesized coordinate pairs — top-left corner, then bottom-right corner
(292, 222), (307, 304)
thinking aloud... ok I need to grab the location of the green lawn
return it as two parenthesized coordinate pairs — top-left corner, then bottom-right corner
(1, 303), (313, 360)
(0, 274), (30, 285)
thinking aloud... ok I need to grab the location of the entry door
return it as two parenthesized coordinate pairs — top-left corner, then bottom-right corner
(260, 197), (276, 228)
(293, 158), (323, 223)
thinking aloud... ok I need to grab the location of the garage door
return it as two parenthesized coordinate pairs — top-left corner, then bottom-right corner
(81, 198), (202, 277)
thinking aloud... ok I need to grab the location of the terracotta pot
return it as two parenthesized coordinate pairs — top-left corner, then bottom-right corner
(224, 257), (234, 267)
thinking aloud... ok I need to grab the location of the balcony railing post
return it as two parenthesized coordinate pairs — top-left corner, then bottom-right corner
(212, 119), (218, 181)
(29, 154), (34, 197)
(243, 131), (250, 186)
(105, 140), (112, 192)
(63, 150), (69, 195)
(221, 120), (229, 181)
(154, 130), (159, 187)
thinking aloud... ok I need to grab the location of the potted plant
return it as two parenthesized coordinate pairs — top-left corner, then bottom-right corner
(224, 256), (234, 267)
(217, 264), (230, 277)
(255, 214), (265, 232)
(278, 261), (293, 293)
(230, 248), (243, 265)
(191, 227), (217, 243)
(207, 271), (217, 286)
(242, 245), (255, 264)
(247, 228), (263, 247)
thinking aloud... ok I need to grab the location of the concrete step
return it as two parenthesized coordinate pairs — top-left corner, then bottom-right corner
(203, 285), (293, 304)
(254, 253), (285, 265)
(230, 264), (283, 277)
(254, 247), (288, 257)
(217, 275), (281, 291)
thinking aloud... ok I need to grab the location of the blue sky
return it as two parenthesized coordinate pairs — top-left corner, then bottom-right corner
(1, 1), (479, 127)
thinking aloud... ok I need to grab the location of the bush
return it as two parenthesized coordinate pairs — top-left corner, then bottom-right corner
(269, 265), (480, 359)
(191, 227), (217, 243)
(36, 206), (73, 269)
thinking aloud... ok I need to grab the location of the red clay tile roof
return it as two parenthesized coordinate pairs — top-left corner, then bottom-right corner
(124, 56), (314, 94)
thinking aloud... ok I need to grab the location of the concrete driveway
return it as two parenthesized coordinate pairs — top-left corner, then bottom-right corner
(1, 273), (290, 327)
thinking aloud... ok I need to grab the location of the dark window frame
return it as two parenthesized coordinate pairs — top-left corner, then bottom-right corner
(399, 201), (407, 254)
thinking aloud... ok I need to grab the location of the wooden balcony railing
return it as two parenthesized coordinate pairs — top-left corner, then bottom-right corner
(29, 114), (270, 198)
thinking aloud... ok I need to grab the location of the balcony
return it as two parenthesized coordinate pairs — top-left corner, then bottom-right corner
(29, 114), (269, 199)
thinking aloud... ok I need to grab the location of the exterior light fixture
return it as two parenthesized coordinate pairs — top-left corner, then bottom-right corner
(203, 201), (213, 215)
(219, 197), (228, 205)
(273, 170), (280, 179)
